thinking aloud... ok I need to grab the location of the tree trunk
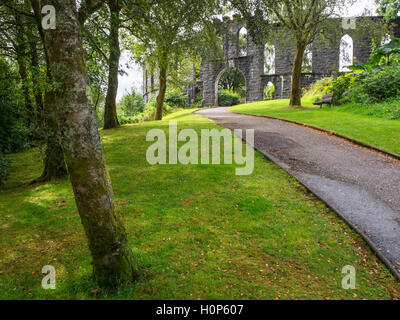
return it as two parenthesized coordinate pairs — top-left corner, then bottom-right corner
(30, 0), (67, 183)
(42, 0), (140, 287)
(155, 66), (167, 121)
(28, 33), (45, 129)
(290, 41), (306, 107)
(103, 0), (121, 130)
(14, 9), (35, 127)
(32, 91), (68, 183)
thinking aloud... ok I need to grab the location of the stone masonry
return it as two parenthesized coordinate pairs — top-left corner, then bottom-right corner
(185, 16), (400, 107)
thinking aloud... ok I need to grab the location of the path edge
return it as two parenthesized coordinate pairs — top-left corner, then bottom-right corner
(195, 109), (400, 281)
(229, 109), (400, 162)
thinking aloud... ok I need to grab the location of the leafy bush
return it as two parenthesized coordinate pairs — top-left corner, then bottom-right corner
(118, 88), (145, 117)
(0, 57), (27, 185)
(165, 90), (188, 108)
(331, 73), (361, 104)
(119, 97), (181, 124)
(218, 90), (241, 106)
(303, 77), (333, 98)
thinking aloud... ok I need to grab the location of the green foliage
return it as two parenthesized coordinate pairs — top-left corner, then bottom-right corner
(165, 90), (188, 108)
(118, 97), (181, 125)
(218, 68), (246, 98)
(0, 57), (28, 185)
(377, 0), (400, 22)
(218, 90), (241, 106)
(264, 85), (275, 100)
(118, 88), (145, 117)
(341, 66), (400, 104)
(303, 77), (333, 101)
(331, 73), (360, 104)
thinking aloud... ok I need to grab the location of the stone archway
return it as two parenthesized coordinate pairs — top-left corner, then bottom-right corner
(215, 65), (247, 106)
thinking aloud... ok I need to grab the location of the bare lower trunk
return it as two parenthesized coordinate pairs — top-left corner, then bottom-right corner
(43, 0), (140, 287)
(290, 42), (306, 107)
(155, 66), (167, 121)
(103, 0), (121, 130)
(32, 91), (67, 183)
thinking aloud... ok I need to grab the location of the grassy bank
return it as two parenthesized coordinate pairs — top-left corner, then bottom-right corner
(231, 98), (400, 155)
(1, 109), (399, 300)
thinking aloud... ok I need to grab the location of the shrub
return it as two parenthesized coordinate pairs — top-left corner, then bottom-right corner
(303, 77), (333, 98)
(218, 90), (241, 106)
(118, 89), (145, 117)
(165, 90), (188, 108)
(331, 73), (360, 104)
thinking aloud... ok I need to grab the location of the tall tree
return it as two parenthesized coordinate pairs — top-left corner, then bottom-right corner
(0, 0), (67, 181)
(124, 0), (221, 120)
(231, 0), (350, 106)
(30, 0), (67, 182)
(103, 0), (121, 129)
(41, 0), (140, 287)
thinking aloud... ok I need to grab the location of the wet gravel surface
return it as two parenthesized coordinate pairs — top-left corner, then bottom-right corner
(196, 107), (400, 277)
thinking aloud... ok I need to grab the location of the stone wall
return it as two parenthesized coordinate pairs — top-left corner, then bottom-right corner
(196, 16), (400, 107)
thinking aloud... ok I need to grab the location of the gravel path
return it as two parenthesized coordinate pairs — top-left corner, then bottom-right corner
(196, 107), (400, 279)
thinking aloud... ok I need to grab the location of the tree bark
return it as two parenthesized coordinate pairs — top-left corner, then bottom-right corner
(30, 0), (67, 183)
(42, 0), (140, 287)
(14, 8), (35, 127)
(32, 91), (68, 183)
(155, 66), (167, 121)
(290, 41), (306, 107)
(103, 0), (121, 130)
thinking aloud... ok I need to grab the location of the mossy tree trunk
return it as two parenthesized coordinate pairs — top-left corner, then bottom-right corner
(42, 0), (140, 287)
(289, 41), (306, 107)
(30, 0), (67, 183)
(14, 8), (35, 128)
(103, 0), (121, 130)
(155, 64), (167, 121)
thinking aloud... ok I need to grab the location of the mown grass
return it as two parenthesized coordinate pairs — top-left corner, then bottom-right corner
(0, 109), (399, 300)
(231, 98), (400, 155)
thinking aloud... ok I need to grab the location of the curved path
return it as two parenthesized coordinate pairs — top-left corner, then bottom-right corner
(195, 107), (400, 279)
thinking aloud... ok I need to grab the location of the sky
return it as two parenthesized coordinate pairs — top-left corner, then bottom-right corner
(116, 0), (379, 101)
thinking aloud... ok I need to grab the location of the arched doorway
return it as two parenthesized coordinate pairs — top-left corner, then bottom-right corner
(215, 67), (246, 106)
(339, 34), (354, 72)
(264, 81), (275, 100)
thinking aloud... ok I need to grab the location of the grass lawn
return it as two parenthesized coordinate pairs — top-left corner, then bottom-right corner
(230, 97), (400, 155)
(1, 109), (399, 300)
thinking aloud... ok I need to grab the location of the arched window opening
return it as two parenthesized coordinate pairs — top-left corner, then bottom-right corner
(238, 27), (248, 57)
(216, 68), (246, 106)
(302, 43), (313, 73)
(264, 81), (275, 101)
(264, 44), (275, 75)
(339, 34), (354, 72)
